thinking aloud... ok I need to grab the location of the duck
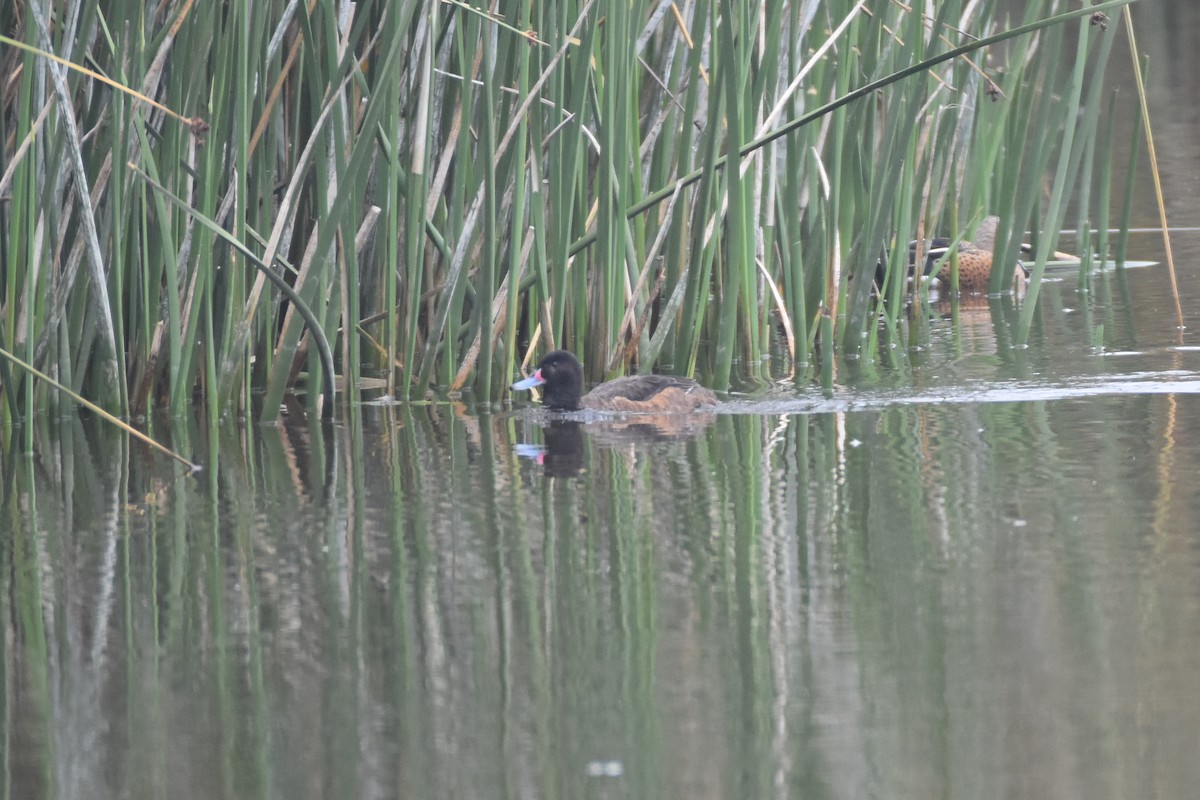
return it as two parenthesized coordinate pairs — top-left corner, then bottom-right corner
(913, 215), (1029, 293)
(878, 216), (1029, 294)
(510, 350), (718, 412)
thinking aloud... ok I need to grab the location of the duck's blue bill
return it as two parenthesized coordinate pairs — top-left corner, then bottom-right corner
(511, 372), (545, 391)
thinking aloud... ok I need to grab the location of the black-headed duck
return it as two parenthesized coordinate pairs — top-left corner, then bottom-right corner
(511, 350), (717, 413)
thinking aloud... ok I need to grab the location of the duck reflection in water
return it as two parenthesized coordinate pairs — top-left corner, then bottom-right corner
(514, 420), (587, 478)
(514, 413), (717, 478)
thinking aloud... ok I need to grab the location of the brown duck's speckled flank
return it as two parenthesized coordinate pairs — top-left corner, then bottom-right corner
(929, 216), (1028, 294)
(936, 245), (999, 292)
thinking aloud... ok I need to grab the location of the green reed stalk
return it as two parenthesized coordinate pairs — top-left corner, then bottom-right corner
(1114, 59), (1145, 266)
(132, 165), (337, 409)
(1094, 93), (1117, 270)
(390, 47), (412, 401)
(0, 345), (198, 468)
(711, 3), (747, 389)
(0, 0), (1139, 435)
(1017, 14), (1099, 343)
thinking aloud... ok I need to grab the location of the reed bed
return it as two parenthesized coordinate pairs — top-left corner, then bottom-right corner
(0, 0), (1136, 425)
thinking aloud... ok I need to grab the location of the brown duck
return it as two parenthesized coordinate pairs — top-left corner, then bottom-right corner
(511, 350), (718, 413)
(911, 216), (1028, 293)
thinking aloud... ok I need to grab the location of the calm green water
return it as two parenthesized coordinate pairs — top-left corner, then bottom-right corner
(6, 246), (1200, 799)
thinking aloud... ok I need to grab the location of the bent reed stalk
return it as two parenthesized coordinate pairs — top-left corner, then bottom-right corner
(0, 0), (1137, 427)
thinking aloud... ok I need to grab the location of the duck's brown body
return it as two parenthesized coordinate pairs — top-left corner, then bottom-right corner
(511, 351), (717, 413)
(913, 216), (1027, 294)
(580, 374), (718, 412)
(930, 241), (1016, 293)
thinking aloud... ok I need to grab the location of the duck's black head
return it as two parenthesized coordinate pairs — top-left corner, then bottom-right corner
(510, 350), (585, 411)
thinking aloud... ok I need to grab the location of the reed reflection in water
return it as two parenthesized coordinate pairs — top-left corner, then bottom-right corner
(5, 395), (1200, 799)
